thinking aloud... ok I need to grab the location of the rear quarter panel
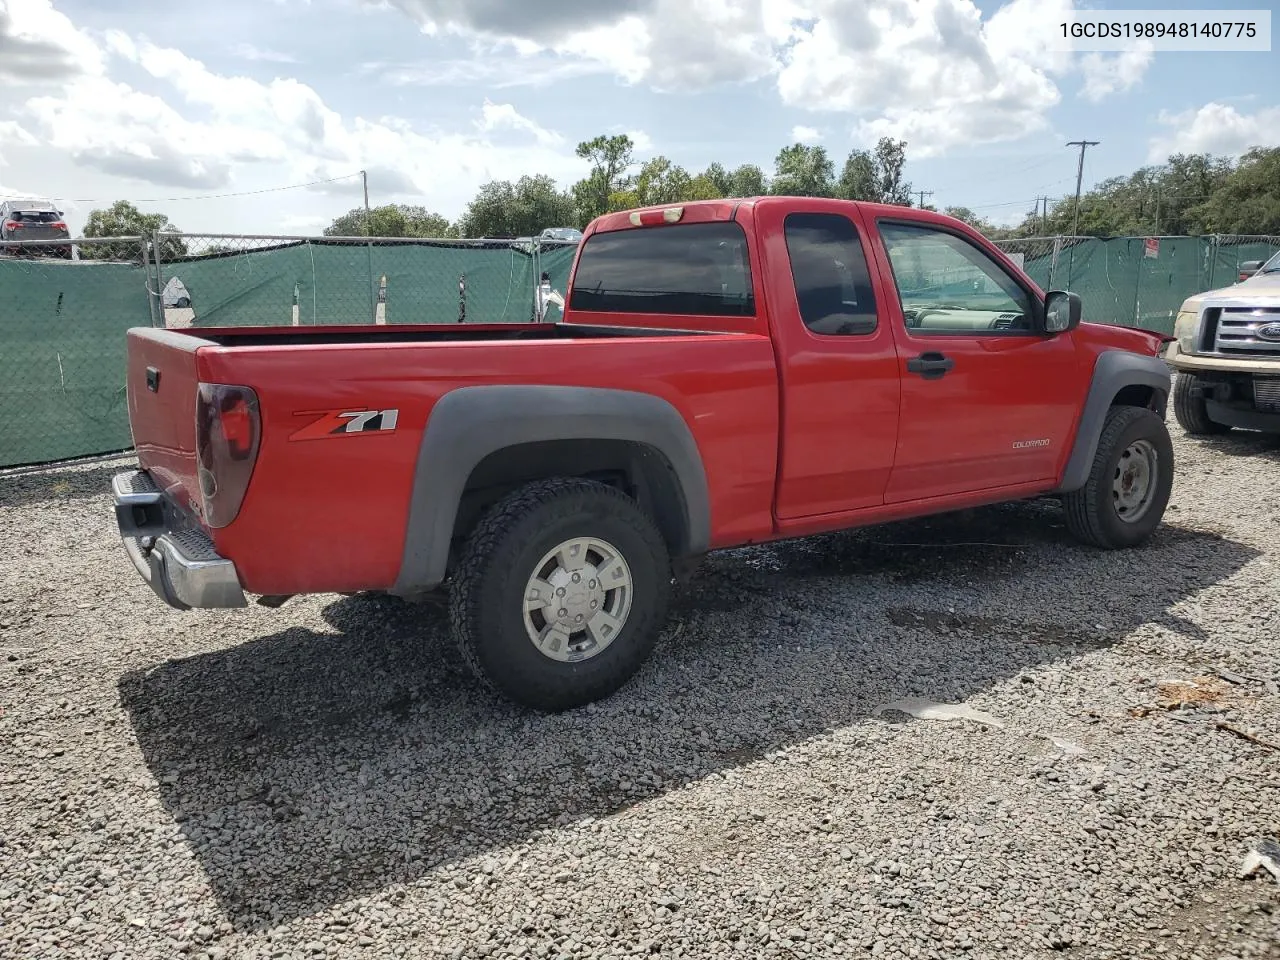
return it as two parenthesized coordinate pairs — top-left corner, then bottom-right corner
(196, 334), (779, 596)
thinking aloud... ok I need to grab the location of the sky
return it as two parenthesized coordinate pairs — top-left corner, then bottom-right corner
(0, 0), (1275, 236)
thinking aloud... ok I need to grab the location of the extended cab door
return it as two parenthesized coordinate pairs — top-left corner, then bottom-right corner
(753, 200), (902, 519)
(867, 217), (1081, 503)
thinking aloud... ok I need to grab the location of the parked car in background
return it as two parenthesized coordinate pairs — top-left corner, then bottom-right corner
(113, 197), (1175, 713)
(0, 199), (71, 258)
(1237, 258), (1268, 282)
(1169, 249), (1280, 435)
(538, 227), (583, 243)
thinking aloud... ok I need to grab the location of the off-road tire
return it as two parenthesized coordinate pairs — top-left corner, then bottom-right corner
(1064, 405), (1174, 549)
(449, 477), (672, 712)
(1172, 372), (1230, 436)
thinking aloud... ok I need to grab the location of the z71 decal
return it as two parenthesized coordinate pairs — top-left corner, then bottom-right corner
(289, 408), (400, 442)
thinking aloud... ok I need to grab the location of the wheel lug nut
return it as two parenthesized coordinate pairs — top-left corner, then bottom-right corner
(558, 608), (567, 617)
(575, 614), (584, 622)
(590, 600), (597, 609)
(572, 573), (580, 583)
(588, 580), (596, 588)
(556, 588), (565, 597)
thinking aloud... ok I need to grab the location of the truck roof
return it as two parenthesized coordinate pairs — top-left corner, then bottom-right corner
(586, 196), (970, 237)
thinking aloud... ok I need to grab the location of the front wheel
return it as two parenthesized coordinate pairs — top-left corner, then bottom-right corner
(1063, 405), (1174, 549)
(1172, 372), (1231, 436)
(449, 477), (672, 712)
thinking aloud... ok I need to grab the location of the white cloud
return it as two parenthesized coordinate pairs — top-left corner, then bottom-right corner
(1148, 102), (1280, 162)
(382, 0), (776, 92)
(0, 120), (37, 146)
(625, 129), (654, 152)
(13, 27), (590, 217)
(371, 52), (604, 89)
(230, 42), (299, 64)
(477, 99), (564, 147)
(1079, 46), (1152, 102)
(791, 125), (822, 144)
(778, 0), (1076, 157)
(0, 0), (104, 82)
(377, 0), (1157, 158)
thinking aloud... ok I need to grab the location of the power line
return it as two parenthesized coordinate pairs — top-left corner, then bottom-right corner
(44, 172), (364, 205)
(914, 189), (933, 208)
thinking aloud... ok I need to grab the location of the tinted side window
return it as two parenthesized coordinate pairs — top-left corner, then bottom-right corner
(783, 213), (878, 336)
(569, 221), (754, 317)
(879, 222), (1035, 334)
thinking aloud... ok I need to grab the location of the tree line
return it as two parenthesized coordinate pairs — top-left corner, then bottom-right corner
(321, 135), (918, 239)
(79, 140), (1280, 255)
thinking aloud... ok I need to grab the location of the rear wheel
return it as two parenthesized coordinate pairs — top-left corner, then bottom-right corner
(1064, 405), (1174, 549)
(1172, 372), (1230, 435)
(449, 477), (671, 711)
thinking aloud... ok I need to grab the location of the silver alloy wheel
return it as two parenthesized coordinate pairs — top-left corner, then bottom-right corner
(1112, 438), (1158, 523)
(522, 536), (634, 663)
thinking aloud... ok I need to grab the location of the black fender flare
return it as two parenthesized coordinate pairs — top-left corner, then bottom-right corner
(1054, 349), (1171, 494)
(391, 385), (711, 595)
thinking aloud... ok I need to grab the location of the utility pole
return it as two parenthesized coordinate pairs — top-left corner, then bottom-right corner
(914, 189), (933, 209)
(362, 169), (376, 324)
(1066, 140), (1099, 238)
(1065, 140), (1099, 285)
(1036, 196), (1049, 235)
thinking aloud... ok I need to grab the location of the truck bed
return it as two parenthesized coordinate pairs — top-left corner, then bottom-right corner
(125, 321), (781, 597)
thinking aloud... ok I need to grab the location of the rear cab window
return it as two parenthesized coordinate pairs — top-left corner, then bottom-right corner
(568, 222), (754, 317)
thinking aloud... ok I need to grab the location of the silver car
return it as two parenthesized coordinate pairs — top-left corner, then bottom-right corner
(1, 199), (71, 258)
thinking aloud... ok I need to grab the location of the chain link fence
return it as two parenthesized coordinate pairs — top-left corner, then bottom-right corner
(155, 234), (580, 329)
(994, 234), (1280, 335)
(3, 229), (1278, 469)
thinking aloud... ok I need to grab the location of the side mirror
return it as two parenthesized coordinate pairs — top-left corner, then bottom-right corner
(1043, 290), (1081, 334)
(1240, 260), (1263, 272)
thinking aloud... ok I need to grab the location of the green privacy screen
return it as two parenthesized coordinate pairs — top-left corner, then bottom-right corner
(4, 234), (1278, 468)
(163, 240), (548, 327)
(0, 257), (151, 467)
(994, 236), (1279, 336)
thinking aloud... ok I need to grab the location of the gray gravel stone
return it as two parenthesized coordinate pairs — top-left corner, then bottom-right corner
(1, 430), (1279, 959)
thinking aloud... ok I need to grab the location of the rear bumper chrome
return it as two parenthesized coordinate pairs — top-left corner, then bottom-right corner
(112, 470), (247, 610)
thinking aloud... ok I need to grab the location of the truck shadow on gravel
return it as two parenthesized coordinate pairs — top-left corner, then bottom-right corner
(117, 501), (1259, 930)
(1182, 431), (1280, 461)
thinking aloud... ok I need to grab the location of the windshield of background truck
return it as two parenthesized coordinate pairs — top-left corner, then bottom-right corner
(569, 221), (754, 317)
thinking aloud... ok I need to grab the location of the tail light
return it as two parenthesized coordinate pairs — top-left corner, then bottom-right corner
(52, 221), (67, 230)
(195, 383), (261, 528)
(4, 220), (20, 231)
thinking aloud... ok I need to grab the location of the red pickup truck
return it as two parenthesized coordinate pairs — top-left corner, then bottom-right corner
(113, 198), (1173, 711)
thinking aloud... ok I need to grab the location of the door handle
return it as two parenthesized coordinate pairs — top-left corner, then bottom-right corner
(906, 352), (954, 380)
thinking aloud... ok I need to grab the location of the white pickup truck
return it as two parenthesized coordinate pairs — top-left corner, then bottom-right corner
(1169, 249), (1280, 435)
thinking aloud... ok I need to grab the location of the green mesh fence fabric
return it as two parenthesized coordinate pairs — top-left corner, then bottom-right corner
(0, 255), (151, 467)
(163, 241), (547, 327)
(6, 234), (1278, 468)
(994, 236), (1280, 336)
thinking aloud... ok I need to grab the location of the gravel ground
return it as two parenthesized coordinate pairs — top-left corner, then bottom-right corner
(2, 425), (1278, 960)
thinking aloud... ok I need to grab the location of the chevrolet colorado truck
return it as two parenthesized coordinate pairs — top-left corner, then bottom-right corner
(113, 198), (1174, 711)
(1168, 249), (1280, 435)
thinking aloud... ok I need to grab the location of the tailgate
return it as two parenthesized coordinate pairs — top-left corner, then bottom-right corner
(126, 329), (205, 515)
